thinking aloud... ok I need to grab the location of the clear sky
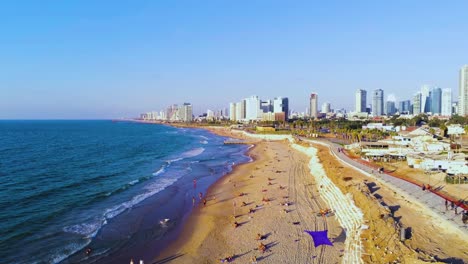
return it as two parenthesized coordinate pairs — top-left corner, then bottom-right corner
(1, 0), (468, 119)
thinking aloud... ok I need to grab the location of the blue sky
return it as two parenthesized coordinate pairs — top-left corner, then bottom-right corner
(1, 1), (468, 119)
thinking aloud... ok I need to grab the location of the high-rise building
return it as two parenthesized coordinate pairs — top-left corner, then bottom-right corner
(413, 93), (422, 115)
(430, 87), (442, 115)
(229, 102), (237, 121)
(355, 89), (367, 113)
(372, 89), (384, 116)
(260, 100), (273, 113)
(321, 102), (331, 113)
(386, 101), (396, 116)
(235, 100), (246, 121)
(398, 100), (411, 114)
(421, 85), (432, 113)
(441, 88), (452, 116)
(180, 103), (193, 122)
(309, 93), (318, 118)
(273, 97), (289, 120)
(458, 65), (468, 116)
(245, 96), (261, 121)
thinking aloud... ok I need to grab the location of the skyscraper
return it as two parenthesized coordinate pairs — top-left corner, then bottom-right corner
(309, 93), (318, 118)
(180, 103), (193, 122)
(245, 96), (261, 121)
(355, 89), (367, 113)
(441, 88), (452, 116)
(273, 97), (289, 120)
(386, 101), (396, 116)
(235, 100), (246, 121)
(372, 89), (384, 116)
(421, 85), (432, 113)
(398, 100), (411, 114)
(321, 102), (331, 113)
(430, 87), (442, 115)
(229, 102), (236, 121)
(459, 65), (468, 116)
(413, 93), (422, 115)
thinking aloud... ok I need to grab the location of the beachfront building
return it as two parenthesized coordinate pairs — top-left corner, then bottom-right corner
(179, 103), (193, 122)
(229, 103), (237, 121)
(245, 96), (262, 121)
(309, 93), (318, 118)
(441, 88), (452, 116)
(372, 89), (384, 116)
(273, 97), (289, 121)
(459, 65), (468, 116)
(355, 89), (367, 113)
(230, 95), (289, 122)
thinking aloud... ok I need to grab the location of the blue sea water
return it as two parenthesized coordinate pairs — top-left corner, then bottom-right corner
(0, 121), (250, 263)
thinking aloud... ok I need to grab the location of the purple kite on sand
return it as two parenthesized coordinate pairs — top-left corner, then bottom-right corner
(304, 230), (333, 247)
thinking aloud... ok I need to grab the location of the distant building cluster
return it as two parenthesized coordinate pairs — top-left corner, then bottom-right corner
(229, 96), (289, 122)
(140, 65), (468, 123)
(348, 65), (468, 119)
(140, 103), (193, 122)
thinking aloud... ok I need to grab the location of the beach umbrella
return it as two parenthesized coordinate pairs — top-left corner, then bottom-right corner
(304, 230), (333, 247)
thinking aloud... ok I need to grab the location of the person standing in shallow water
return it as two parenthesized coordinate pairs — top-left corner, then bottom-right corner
(192, 196), (196, 206)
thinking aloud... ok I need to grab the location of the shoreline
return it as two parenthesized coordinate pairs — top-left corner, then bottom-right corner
(154, 128), (346, 263)
(154, 127), (468, 263)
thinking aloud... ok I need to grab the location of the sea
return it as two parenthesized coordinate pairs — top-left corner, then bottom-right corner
(0, 120), (251, 263)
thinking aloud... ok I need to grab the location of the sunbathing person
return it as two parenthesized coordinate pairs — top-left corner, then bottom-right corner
(233, 221), (239, 228)
(258, 243), (267, 253)
(242, 201), (247, 207)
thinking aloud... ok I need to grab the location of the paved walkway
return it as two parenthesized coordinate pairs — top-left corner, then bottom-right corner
(304, 138), (468, 235)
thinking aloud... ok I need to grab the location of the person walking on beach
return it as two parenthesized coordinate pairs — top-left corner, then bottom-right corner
(445, 200), (448, 211)
(203, 199), (207, 206)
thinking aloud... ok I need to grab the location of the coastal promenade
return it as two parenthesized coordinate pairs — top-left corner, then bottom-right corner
(306, 138), (468, 234)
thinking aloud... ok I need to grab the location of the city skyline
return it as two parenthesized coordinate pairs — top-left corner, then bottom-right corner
(2, 1), (468, 119)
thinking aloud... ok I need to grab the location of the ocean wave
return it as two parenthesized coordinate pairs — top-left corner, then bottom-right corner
(200, 140), (208, 144)
(49, 241), (90, 264)
(153, 166), (166, 176)
(181, 147), (205, 158)
(63, 219), (105, 238)
(104, 177), (179, 220)
(199, 135), (208, 140)
(129, 179), (139, 185)
(166, 147), (205, 164)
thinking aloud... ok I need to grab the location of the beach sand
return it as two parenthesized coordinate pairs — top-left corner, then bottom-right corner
(154, 139), (345, 263)
(311, 143), (468, 263)
(153, 127), (468, 263)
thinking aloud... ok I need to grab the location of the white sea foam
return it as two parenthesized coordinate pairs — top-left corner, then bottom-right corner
(129, 179), (139, 185)
(166, 147), (205, 163)
(63, 220), (103, 238)
(48, 241), (90, 264)
(153, 166), (166, 176)
(199, 135), (209, 140)
(104, 177), (179, 220)
(181, 147), (205, 158)
(200, 140), (208, 144)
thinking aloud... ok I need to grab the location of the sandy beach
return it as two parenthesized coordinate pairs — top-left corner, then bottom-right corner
(154, 127), (468, 264)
